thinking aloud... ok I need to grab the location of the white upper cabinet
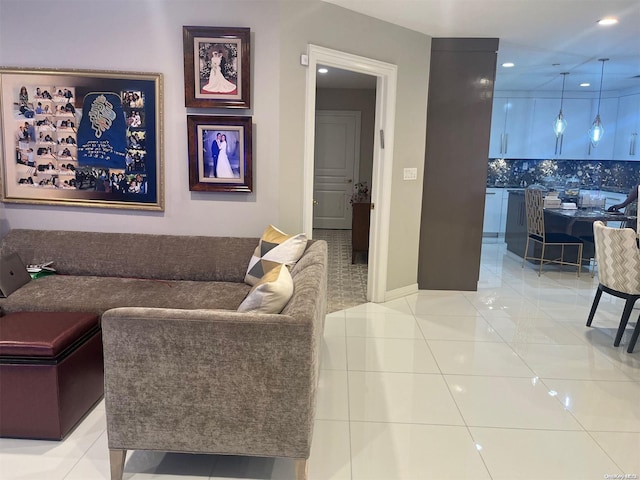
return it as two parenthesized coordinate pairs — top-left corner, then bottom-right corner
(613, 94), (640, 161)
(490, 92), (638, 160)
(529, 98), (593, 160)
(489, 97), (533, 158)
(586, 97), (619, 160)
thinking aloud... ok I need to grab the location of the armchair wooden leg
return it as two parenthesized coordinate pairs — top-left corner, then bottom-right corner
(586, 287), (603, 326)
(109, 449), (127, 480)
(614, 299), (636, 347)
(294, 458), (309, 480)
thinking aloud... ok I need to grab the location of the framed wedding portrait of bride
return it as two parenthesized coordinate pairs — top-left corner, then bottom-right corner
(183, 26), (251, 109)
(186, 115), (253, 193)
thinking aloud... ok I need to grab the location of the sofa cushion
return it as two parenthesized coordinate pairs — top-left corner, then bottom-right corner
(0, 275), (251, 315)
(0, 230), (259, 283)
(237, 263), (293, 314)
(244, 225), (307, 286)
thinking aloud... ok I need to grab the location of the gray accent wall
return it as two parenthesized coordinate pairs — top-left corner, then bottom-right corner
(418, 38), (499, 291)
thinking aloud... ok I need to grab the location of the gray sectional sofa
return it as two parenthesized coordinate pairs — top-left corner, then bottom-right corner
(0, 229), (328, 480)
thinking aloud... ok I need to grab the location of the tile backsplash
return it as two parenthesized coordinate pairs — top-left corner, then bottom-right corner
(487, 159), (640, 193)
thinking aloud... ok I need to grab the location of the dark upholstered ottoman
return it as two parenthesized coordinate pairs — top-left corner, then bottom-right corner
(0, 312), (104, 440)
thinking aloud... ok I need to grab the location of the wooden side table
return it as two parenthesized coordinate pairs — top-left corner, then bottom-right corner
(351, 202), (371, 263)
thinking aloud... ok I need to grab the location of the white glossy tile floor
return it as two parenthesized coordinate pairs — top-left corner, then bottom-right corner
(2, 240), (640, 479)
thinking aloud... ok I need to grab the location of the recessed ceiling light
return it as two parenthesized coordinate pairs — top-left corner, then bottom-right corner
(502, 62), (515, 68)
(580, 82), (591, 87)
(598, 17), (618, 26)
(318, 68), (328, 74)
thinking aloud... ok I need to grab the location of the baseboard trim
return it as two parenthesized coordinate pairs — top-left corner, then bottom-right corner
(384, 283), (418, 302)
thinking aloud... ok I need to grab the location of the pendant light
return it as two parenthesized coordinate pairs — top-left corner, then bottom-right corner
(589, 58), (608, 147)
(553, 72), (569, 137)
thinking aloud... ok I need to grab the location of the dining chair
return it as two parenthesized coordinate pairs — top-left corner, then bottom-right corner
(587, 220), (640, 353)
(584, 200), (638, 278)
(522, 187), (583, 276)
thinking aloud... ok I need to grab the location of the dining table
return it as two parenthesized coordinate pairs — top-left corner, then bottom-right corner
(544, 208), (637, 260)
(544, 208), (636, 234)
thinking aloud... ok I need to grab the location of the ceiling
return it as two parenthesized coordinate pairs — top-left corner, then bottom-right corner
(320, 0), (640, 93)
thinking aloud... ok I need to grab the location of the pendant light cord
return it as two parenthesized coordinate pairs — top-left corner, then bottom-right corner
(560, 72), (567, 111)
(596, 59), (608, 115)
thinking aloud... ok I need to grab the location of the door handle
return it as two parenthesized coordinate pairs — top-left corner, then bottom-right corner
(313, 199), (318, 206)
(347, 179), (353, 183)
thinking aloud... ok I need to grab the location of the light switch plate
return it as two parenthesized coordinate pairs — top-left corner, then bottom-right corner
(403, 167), (418, 180)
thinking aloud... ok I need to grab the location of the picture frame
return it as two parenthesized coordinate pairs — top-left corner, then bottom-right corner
(183, 26), (251, 109)
(0, 67), (164, 210)
(187, 115), (252, 192)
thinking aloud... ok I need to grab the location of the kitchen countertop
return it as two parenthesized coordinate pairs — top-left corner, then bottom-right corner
(491, 185), (631, 194)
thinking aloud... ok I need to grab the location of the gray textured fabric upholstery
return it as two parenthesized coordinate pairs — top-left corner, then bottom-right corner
(0, 275), (250, 314)
(101, 238), (328, 461)
(0, 229), (258, 281)
(0, 229), (259, 314)
(593, 221), (640, 294)
(0, 228), (328, 465)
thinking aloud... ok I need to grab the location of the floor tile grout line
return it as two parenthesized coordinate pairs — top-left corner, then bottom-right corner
(343, 326), (355, 480)
(61, 427), (107, 480)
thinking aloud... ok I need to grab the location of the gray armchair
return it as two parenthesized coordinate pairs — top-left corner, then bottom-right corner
(102, 241), (327, 480)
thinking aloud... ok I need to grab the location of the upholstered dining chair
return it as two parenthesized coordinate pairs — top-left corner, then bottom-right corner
(584, 200), (638, 278)
(586, 220), (640, 353)
(522, 187), (583, 276)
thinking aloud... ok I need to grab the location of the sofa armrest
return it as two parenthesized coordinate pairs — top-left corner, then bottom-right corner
(101, 307), (319, 459)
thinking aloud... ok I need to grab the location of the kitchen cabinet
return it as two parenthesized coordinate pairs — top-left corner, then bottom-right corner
(587, 97), (619, 160)
(483, 188), (503, 236)
(489, 92), (639, 160)
(489, 98), (533, 158)
(613, 94), (640, 161)
(528, 98), (592, 159)
(500, 188), (509, 235)
(505, 191), (527, 256)
(483, 188), (510, 237)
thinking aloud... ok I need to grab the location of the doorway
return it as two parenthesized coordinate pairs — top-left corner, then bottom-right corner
(303, 45), (398, 304)
(314, 106), (370, 312)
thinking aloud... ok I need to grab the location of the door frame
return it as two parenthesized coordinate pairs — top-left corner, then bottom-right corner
(314, 110), (361, 229)
(303, 44), (397, 303)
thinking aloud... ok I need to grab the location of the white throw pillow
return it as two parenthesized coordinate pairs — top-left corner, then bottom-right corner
(244, 225), (307, 286)
(238, 263), (294, 314)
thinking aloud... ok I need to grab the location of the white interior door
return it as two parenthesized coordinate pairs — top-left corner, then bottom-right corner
(313, 111), (361, 229)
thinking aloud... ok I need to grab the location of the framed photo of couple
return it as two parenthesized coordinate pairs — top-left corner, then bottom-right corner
(183, 26), (251, 109)
(187, 115), (252, 192)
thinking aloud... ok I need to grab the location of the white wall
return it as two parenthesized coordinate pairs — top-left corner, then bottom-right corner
(0, 0), (431, 296)
(277, 2), (431, 292)
(0, 0), (281, 237)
